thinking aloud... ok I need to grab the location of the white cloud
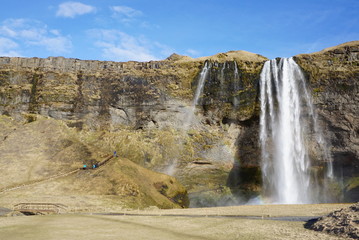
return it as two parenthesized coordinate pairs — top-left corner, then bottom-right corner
(111, 6), (142, 18)
(0, 37), (21, 57)
(50, 29), (61, 36)
(0, 18), (72, 55)
(154, 42), (175, 57)
(29, 36), (72, 53)
(111, 6), (143, 24)
(186, 49), (200, 57)
(0, 37), (18, 49)
(88, 29), (172, 62)
(0, 26), (17, 38)
(56, 1), (96, 18)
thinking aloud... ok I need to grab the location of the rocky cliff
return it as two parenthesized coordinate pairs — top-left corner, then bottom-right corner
(295, 41), (359, 201)
(0, 51), (265, 129)
(0, 41), (358, 207)
(0, 50), (267, 207)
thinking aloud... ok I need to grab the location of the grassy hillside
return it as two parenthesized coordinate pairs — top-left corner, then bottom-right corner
(0, 116), (188, 211)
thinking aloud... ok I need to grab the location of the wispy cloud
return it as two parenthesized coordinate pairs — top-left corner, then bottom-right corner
(302, 32), (359, 54)
(88, 29), (173, 61)
(111, 6), (143, 23)
(112, 6), (142, 18)
(0, 37), (21, 57)
(0, 18), (72, 55)
(186, 49), (200, 57)
(56, 1), (96, 18)
(154, 42), (175, 57)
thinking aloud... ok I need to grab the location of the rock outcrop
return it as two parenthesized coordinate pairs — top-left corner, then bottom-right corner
(305, 202), (359, 239)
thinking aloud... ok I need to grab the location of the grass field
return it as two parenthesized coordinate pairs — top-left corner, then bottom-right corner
(0, 203), (351, 240)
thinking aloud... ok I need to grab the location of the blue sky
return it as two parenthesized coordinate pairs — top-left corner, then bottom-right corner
(0, 0), (358, 61)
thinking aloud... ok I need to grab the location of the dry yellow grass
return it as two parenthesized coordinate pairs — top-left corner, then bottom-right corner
(0, 204), (351, 240)
(0, 116), (188, 210)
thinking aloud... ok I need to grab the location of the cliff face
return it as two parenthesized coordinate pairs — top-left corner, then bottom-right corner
(0, 51), (268, 207)
(0, 56), (195, 129)
(0, 52), (265, 130)
(0, 42), (358, 206)
(295, 41), (359, 201)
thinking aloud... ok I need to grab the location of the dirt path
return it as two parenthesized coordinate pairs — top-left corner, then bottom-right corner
(0, 155), (114, 194)
(0, 169), (80, 194)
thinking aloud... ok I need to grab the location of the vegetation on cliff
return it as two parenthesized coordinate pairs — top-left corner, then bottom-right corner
(0, 42), (358, 209)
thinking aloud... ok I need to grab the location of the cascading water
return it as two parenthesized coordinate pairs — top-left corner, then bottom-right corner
(193, 61), (211, 106)
(165, 61), (211, 176)
(259, 57), (333, 204)
(183, 61), (211, 128)
(232, 61), (240, 107)
(220, 62), (226, 98)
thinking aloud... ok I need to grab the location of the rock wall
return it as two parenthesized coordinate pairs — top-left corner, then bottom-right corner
(0, 53), (265, 130)
(0, 51), (268, 206)
(0, 42), (358, 205)
(295, 41), (359, 201)
(0, 56), (197, 129)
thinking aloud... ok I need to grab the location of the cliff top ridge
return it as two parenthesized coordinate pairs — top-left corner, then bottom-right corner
(297, 40), (359, 57)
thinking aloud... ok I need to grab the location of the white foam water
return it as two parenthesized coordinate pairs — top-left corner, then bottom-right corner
(259, 57), (333, 204)
(193, 61), (211, 106)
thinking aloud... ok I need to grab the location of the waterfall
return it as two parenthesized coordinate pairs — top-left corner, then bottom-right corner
(168, 61), (211, 175)
(234, 61), (239, 79)
(183, 61), (211, 129)
(233, 61), (240, 107)
(193, 61), (211, 106)
(259, 57), (333, 204)
(221, 62), (226, 80)
(219, 62), (226, 101)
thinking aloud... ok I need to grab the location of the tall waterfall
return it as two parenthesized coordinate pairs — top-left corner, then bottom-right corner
(193, 61), (211, 106)
(233, 61), (240, 107)
(259, 57), (333, 204)
(166, 62), (211, 176)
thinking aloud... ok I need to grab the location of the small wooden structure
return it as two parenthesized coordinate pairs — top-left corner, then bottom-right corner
(13, 203), (67, 215)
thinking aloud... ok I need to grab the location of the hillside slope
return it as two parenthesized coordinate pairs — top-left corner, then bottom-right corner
(0, 116), (188, 211)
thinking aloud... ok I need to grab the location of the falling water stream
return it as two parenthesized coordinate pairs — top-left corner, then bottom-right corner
(165, 61), (211, 175)
(259, 58), (333, 204)
(193, 61), (211, 106)
(232, 61), (240, 107)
